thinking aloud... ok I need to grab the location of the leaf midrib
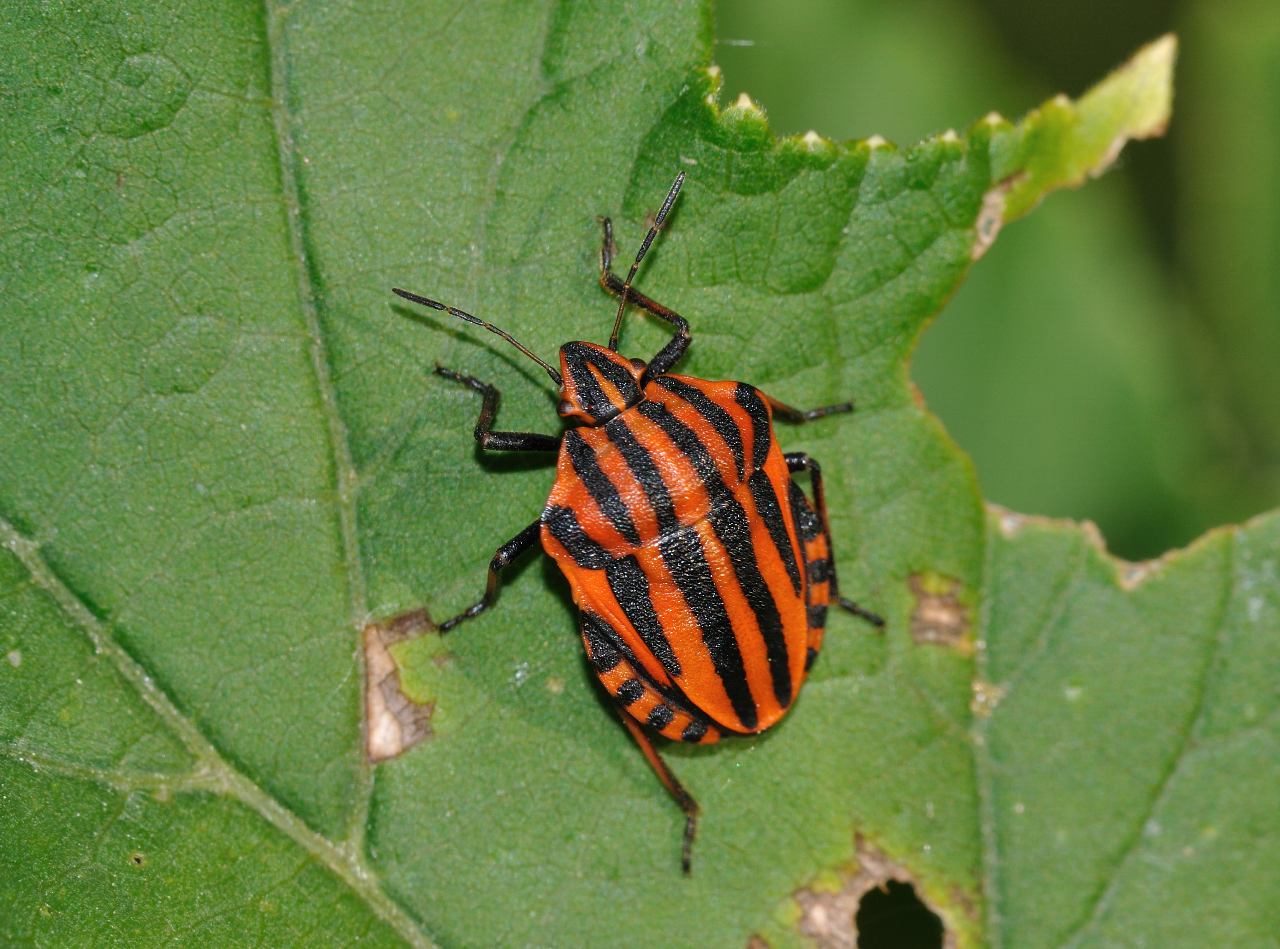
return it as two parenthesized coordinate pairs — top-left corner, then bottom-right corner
(257, 0), (435, 940)
(260, 0), (373, 849)
(7, 1), (433, 942)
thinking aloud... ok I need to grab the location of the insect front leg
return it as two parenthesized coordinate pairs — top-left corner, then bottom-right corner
(784, 452), (884, 629)
(598, 218), (691, 376)
(437, 521), (542, 632)
(435, 366), (562, 453)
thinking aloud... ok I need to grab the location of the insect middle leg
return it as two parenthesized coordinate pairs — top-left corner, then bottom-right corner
(784, 452), (884, 629)
(431, 368), (558, 631)
(435, 366), (561, 453)
(436, 521), (541, 632)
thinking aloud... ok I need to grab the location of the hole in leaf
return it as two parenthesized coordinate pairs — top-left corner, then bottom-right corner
(856, 881), (943, 949)
(795, 839), (959, 948)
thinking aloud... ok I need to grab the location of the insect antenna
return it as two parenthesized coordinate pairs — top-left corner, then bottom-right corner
(392, 287), (563, 386)
(607, 171), (685, 352)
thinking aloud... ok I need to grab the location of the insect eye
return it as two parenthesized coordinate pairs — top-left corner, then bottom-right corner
(557, 400), (575, 415)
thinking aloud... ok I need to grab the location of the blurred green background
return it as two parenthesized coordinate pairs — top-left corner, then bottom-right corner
(717, 0), (1280, 559)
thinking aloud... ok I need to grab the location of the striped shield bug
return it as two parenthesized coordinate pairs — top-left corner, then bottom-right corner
(393, 172), (883, 872)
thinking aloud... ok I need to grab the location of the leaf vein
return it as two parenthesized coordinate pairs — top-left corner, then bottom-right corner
(1057, 534), (1237, 947)
(259, 0), (375, 854)
(1, 506), (425, 945)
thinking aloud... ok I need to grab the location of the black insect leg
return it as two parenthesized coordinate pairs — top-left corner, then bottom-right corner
(437, 521), (542, 633)
(435, 366), (562, 453)
(616, 712), (700, 875)
(598, 217), (691, 377)
(764, 393), (854, 423)
(603, 172), (685, 356)
(785, 452), (884, 629)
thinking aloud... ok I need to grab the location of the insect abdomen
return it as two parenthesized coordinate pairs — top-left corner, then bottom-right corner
(581, 612), (720, 745)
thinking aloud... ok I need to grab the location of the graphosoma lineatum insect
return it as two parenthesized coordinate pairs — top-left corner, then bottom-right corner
(392, 172), (883, 872)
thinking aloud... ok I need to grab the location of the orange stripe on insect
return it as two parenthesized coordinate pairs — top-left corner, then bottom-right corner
(690, 516), (789, 729)
(632, 544), (745, 731)
(587, 361), (631, 417)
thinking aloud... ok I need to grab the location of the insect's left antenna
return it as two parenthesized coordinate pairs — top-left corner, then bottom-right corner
(607, 171), (685, 352)
(392, 287), (564, 386)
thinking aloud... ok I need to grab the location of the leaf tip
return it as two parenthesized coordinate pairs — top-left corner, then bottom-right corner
(1137, 32), (1179, 79)
(989, 33), (1179, 228)
(729, 90), (764, 115)
(1085, 31), (1178, 144)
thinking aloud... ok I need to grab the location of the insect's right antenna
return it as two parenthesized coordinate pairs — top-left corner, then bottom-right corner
(392, 287), (563, 386)
(607, 171), (685, 352)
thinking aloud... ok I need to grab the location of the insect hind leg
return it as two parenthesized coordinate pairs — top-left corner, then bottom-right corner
(581, 612), (717, 873)
(785, 452), (884, 633)
(618, 715), (700, 874)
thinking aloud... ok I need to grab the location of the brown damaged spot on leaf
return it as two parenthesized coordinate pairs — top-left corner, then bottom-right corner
(1119, 559), (1156, 588)
(908, 380), (929, 410)
(970, 679), (1007, 718)
(908, 573), (971, 652)
(970, 170), (1024, 261)
(793, 837), (957, 949)
(1116, 540), (1199, 590)
(364, 608), (435, 763)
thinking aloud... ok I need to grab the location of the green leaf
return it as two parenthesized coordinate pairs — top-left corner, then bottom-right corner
(977, 508), (1280, 947)
(4, 5), (1269, 946)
